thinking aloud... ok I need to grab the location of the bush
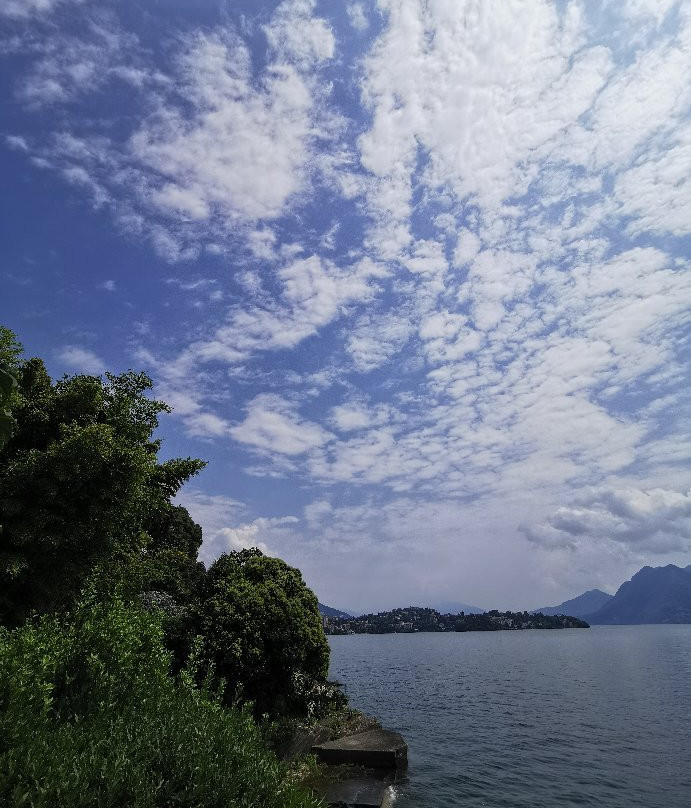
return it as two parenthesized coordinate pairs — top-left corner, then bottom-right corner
(0, 597), (323, 808)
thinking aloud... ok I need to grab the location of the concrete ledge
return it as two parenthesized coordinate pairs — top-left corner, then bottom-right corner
(322, 778), (394, 808)
(312, 729), (408, 769)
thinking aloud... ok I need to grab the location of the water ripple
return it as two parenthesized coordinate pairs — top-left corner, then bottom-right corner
(329, 626), (691, 808)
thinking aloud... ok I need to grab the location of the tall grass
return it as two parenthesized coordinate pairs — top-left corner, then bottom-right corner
(0, 598), (323, 808)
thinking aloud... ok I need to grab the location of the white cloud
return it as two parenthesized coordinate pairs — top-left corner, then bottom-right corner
(138, 254), (388, 443)
(345, 306), (413, 372)
(264, 0), (335, 69)
(131, 31), (316, 225)
(357, 0), (611, 258)
(6, 0), (691, 609)
(174, 489), (260, 561)
(523, 486), (691, 555)
(347, 3), (369, 32)
(15, 15), (144, 107)
(183, 411), (230, 439)
(581, 36), (689, 171)
(330, 400), (395, 433)
(621, 0), (680, 26)
(172, 255), (386, 369)
(141, 2), (691, 524)
(5, 135), (29, 151)
(453, 228), (482, 267)
(157, 386), (230, 440)
(330, 403), (372, 432)
(0, 0), (85, 19)
(231, 394), (334, 456)
(614, 132), (691, 237)
(419, 310), (482, 364)
(176, 489), (300, 565)
(56, 345), (105, 374)
(12, 2), (339, 260)
(218, 516), (298, 556)
(176, 490), (245, 537)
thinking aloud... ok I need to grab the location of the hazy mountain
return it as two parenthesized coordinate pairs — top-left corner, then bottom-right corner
(586, 565), (691, 624)
(428, 600), (485, 615)
(318, 602), (353, 619)
(319, 601), (483, 618)
(534, 589), (612, 618)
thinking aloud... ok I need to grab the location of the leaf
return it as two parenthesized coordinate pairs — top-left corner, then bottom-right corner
(0, 364), (18, 399)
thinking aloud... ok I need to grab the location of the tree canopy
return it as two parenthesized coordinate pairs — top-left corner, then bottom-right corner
(0, 327), (21, 450)
(0, 328), (336, 721)
(193, 548), (330, 717)
(0, 333), (205, 626)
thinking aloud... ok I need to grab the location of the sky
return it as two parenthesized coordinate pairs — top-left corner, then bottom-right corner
(1, 0), (690, 613)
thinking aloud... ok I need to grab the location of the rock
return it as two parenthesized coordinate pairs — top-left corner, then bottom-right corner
(312, 729), (408, 769)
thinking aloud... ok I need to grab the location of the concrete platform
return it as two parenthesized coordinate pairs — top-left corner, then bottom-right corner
(312, 729), (408, 769)
(322, 778), (395, 808)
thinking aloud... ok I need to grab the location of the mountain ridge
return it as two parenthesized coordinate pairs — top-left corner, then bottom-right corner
(585, 564), (691, 624)
(534, 588), (613, 618)
(317, 602), (353, 619)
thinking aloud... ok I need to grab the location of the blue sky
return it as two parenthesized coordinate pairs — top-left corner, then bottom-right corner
(2, 0), (690, 612)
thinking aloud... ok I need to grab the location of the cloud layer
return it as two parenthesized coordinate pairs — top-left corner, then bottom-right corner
(3, 0), (690, 610)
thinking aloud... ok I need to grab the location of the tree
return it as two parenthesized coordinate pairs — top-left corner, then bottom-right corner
(0, 340), (205, 626)
(0, 331), (337, 725)
(193, 549), (330, 718)
(139, 503), (206, 602)
(0, 327), (21, 450)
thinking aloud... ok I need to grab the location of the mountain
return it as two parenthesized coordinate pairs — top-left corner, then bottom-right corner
(586, 565), (691, 624)
(534, 589), (613, 619)
(318, 601), (483, 618)
(427, 600), (485, 615)
(318, 602), (353, 619)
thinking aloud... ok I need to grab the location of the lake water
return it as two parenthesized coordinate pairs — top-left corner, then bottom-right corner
(328, 626), (691, 808)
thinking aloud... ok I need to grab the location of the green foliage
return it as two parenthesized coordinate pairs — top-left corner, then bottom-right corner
(0, 327), (22, 451)
(324, 606), (590, 634)
(193, 549), (331, 718)
(0, 366), (17, 450)
(140, 503), (206, 599)
(0, 352), (205, 626)
(0, 327), (340, 769)
(0, 598), (323, 808)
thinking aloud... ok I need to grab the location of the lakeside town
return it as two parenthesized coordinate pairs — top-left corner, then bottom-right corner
(323, 607), (589, 635)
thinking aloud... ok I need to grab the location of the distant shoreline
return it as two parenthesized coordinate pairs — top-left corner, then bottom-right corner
(323, 606), (589, 635)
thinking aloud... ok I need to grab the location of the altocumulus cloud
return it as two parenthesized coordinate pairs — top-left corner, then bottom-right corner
(3, 0), (691, 610)
(230, 394), (334, 457)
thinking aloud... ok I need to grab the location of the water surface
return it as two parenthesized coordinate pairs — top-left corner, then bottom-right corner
(328, 626), (691, 807)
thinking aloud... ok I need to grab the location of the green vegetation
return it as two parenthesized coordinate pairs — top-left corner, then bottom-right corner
(0, 327), (21, 452)
(0, 327), (333, 807)
(324, 606), (589, 634)
(193, 549), (333, 718)
(0, 344), (205, 626)
(0, 597), (322, 808)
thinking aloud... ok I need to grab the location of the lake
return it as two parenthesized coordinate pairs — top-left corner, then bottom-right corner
(328, 625), (691, 807)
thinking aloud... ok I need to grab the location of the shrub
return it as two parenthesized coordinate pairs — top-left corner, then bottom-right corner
(0, 597), (323, 808)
